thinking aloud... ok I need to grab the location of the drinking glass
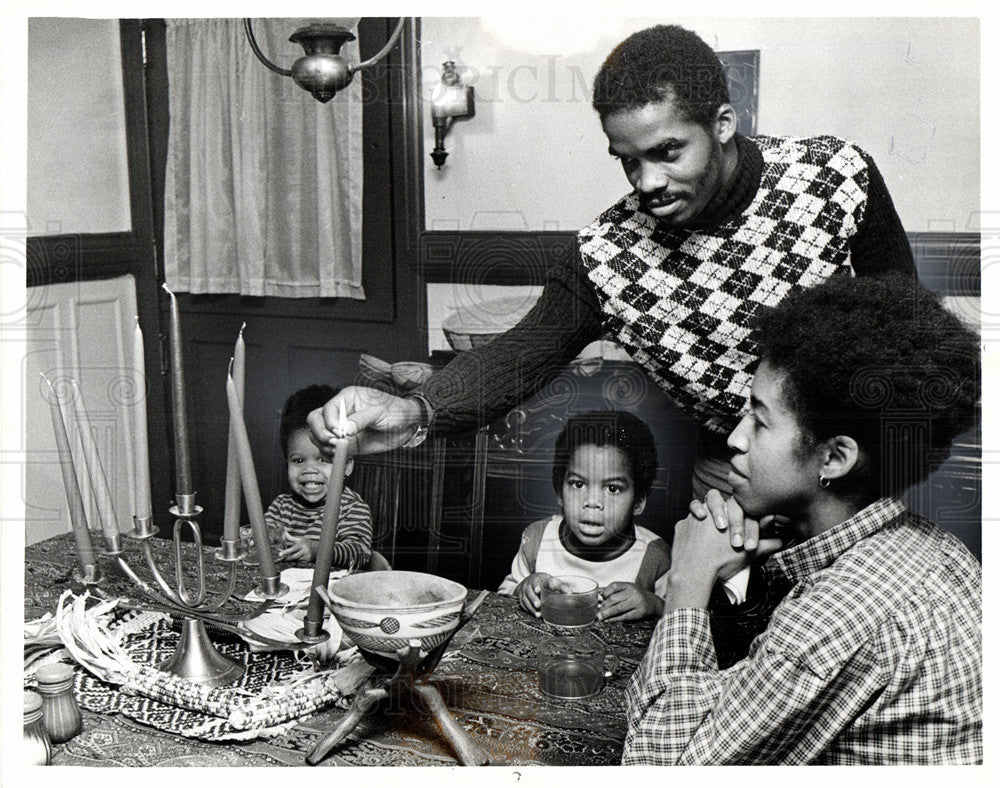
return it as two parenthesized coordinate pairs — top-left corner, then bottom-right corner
(539, 575), (599, 628)
(537, 631), (618, 699)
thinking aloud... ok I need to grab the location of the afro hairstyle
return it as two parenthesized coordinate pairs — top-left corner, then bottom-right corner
(592, 24), (730, 126)
(753, 272), (980, 502)
(551, 410), (658, 501)
(279, 384), (339, 458)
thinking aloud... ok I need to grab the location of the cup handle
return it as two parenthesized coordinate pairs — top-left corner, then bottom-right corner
(603, 654), (620, 678)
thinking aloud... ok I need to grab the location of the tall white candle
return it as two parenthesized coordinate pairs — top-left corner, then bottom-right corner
(222, 324), (246, 543)
(225, 369), (277, 580)
(69, 379), (119, 545)
(132, 317), (152, 519)
(163, 284), (192, 496)
(43, 375), (96, 568)
(303, 433), (349, 630)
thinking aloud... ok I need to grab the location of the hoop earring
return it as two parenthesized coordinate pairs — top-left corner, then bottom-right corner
(819, 474), (831, 489)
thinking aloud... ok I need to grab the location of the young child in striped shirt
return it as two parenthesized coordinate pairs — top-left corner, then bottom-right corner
(267, 384), (373, 569)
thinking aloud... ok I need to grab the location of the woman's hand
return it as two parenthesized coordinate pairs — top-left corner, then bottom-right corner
(307, 386), (424, 456)
(666, 501), (784, 613)
(691, 489), (759, 549)
(690, 489), (791, 553)
(514, 572), (552, 617)
(598, 582), (664, 622)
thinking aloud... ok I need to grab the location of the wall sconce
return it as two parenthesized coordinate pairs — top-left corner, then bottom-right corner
(430, 62), (475, 168)
(244, 18), (405, 103)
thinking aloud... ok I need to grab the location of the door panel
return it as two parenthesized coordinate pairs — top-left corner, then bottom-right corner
(25, 276), (138, 544)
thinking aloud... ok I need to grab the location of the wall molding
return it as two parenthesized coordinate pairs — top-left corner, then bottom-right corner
(418, 229), (980, 296)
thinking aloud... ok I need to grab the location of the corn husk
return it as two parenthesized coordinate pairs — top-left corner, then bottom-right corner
(54, 590), (373, 731)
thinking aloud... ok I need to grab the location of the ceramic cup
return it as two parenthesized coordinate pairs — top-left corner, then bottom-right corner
(540, 575), (599, 628)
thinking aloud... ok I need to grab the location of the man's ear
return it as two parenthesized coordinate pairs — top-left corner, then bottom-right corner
(344, 457), (355, 476)
(819, 435), (860, 482)
(633, 497), (647, 516)
(714, 103), (737, 145)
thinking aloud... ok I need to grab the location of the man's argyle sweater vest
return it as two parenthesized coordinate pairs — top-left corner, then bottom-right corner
(578, 135), (869, 433)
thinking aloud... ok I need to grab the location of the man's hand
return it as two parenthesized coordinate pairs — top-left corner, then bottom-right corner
(514, 572), (552, 617)
(307, 386), (423, 456)
(598, 582), (664, 622)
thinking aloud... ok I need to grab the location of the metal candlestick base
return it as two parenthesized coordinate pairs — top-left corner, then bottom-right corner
(214, 538), (246, 563)
(157, 618), (245, 687)
(72, 564), (102, 585)
(295, 617), (332, 645)
(253, 574), (289, 600)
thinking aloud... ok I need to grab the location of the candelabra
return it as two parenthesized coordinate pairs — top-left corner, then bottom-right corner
(111, 493), (291, 686)
(44, 303), (345, 687)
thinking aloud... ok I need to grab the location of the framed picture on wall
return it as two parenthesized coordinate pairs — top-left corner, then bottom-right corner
(718, 50), (760, 136)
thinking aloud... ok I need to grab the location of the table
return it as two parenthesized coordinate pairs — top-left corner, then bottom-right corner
(24, 533), (656, 767)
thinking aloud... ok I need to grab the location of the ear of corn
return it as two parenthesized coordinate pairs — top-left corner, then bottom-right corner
(55, 591), (375, 731)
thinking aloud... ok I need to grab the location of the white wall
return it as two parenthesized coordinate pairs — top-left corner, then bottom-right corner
(422, 16), (979, 232)
(27, 17), (131, 236)
(420, 17), (980, 353)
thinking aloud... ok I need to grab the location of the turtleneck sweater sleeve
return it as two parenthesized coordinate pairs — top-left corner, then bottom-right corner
(417, 253), (603, 434)
(849, 152), (916, 277)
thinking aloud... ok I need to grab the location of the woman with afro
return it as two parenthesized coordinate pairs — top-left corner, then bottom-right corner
(623, 272), (981, 764)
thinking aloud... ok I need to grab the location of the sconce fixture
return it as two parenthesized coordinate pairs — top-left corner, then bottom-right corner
(244, 18), (405, 103)
(430, 62), (475, 168)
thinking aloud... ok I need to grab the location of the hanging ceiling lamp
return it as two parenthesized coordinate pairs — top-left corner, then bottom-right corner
(244, 18), (406, 103)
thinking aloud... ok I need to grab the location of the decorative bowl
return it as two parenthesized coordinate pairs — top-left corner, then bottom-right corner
(325, 571), (467, 660)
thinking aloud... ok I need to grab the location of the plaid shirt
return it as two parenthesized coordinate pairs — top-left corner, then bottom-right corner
(622, 498), (982, 764)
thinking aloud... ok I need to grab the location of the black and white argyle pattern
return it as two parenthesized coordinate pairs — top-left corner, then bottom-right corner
(579, 135), (869, 433)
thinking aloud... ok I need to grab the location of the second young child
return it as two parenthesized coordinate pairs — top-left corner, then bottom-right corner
(267, 384), (373, 569)
(499, 410), (670, 621)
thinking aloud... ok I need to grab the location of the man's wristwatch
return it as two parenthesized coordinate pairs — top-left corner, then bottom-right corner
(402, 392), (434, 448)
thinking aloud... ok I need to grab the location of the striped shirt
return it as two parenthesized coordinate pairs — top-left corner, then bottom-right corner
(264, 487), (372, 569)
(623, 498), (982, 764)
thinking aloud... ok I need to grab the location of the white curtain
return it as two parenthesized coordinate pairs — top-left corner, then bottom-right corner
(164, 18), (365, 299)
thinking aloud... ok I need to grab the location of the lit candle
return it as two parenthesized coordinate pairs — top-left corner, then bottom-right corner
(132, 317), (152, 520)
(225, 367), (277, 580)
(43, 375), (96, 569)
(68, 379), (120, 547)
(302, 406), (350, 633)
(163, 283), (192, 496)
(222, 323), (246, 543)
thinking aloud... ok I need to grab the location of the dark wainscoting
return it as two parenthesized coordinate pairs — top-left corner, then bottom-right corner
(419, 230), (981, 297)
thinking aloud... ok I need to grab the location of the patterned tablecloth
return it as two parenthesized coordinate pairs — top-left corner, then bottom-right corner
(24, 533), (656, 767)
